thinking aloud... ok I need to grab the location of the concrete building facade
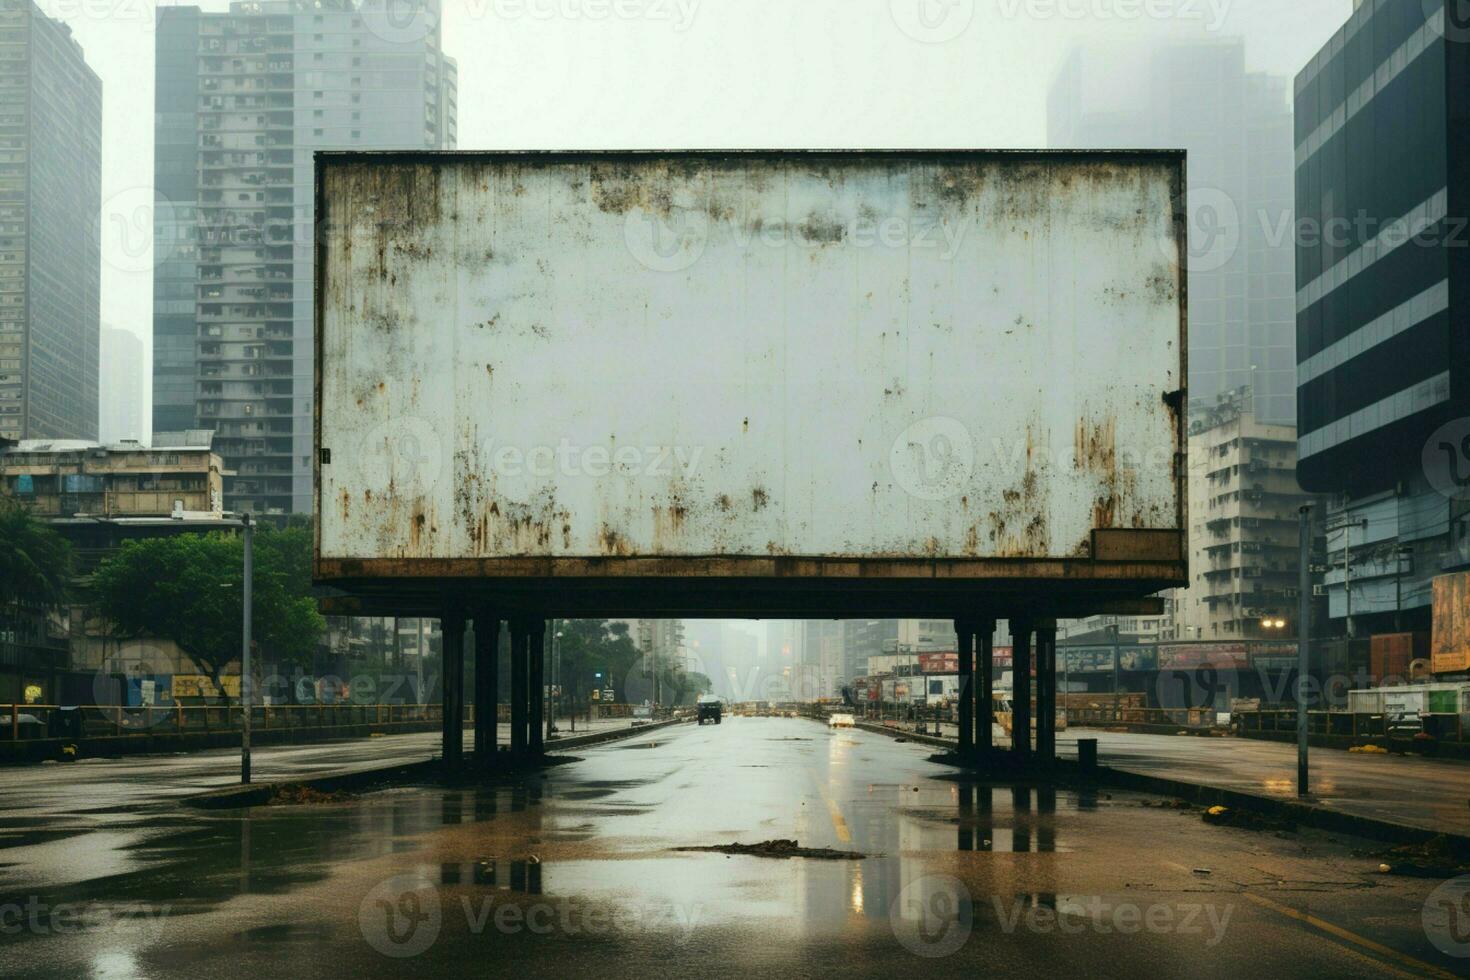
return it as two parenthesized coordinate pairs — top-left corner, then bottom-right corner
(1295, 0), (1470, 639)
(0, 437), (224, 520)
(1170, 388), (1314, 640)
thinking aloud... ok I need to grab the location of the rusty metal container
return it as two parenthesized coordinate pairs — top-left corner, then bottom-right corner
(1371, 632), (1430, 686)
(314, 151), (1188, 618)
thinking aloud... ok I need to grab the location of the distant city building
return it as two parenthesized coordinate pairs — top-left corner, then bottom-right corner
(1169, 387), (1315, 640)
(99, 327), (145, 443)
(0, 436), (224, 520)
(801, 620), (844, 699)
(0, 0), (102, 441)
(636, 619), (687, 671)
(1049, 37), (1297, 424)
(1057, 614), (1171, 645)
(893, 619), (959, 654)
(843, 620), (897, 688)
(152, 0), (458, 515)
(1294, 1), (1465, 639)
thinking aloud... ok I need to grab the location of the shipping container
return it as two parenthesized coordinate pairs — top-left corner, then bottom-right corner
(315, 151), (1187, 618)
(1370, 632), (1430, 686)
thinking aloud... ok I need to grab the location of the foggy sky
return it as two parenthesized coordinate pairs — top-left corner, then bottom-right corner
(48, 0), (1350, 437)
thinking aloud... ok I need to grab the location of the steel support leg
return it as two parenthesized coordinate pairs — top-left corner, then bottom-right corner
(529, 619), (545, 756)
(510, 619), (528, 761)
(441, 609), (466, 772)
(473, 612), (499, 770)
(1012, 619), (1032, 760)
(956, 619), (974, 758)
(1036, 622), (1057, 766)
(978, 618), (995, 758)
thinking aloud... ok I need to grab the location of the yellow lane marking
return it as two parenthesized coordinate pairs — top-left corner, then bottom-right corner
(1243, 892), (1454, 979)
(808, 773), (853, 844)
(824, 793), (852, 844)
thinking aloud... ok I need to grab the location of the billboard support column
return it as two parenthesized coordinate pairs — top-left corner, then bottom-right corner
(441, 607), (466, 772)
(510, 620), (528, 761)
(473, 611), (500, 770)
(1012, 620), (1033, 759)
(529, 619), (546, 756)
(956, 620), (974, 758)
(1036, 621), (1057, 766)
(978, 619), (995, 757)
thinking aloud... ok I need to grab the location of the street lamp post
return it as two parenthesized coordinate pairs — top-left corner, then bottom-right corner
(241, 513), (253, 785)
(1297, 504), (1312, 798)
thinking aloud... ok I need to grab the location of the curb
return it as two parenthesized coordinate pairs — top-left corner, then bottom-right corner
(852, 719), (1470, 848)
(184, 717), (689, 809)
(854, 721), (954, 750)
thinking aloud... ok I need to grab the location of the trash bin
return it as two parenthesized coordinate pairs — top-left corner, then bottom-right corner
(1077, 737), (1098, 777)
(48, 706), (83, 741)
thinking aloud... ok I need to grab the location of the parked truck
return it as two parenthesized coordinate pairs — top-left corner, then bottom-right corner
(314, 151), (1187, 621)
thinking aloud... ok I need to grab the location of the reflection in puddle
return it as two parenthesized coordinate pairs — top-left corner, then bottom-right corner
(441, 858), (543, 894)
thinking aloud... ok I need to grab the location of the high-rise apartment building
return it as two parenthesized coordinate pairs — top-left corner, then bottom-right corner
(0, 0), (101, 441)
(1170, 387), (1314, 639)
(1049, 38), (1298, 424)
(153, 0), (457, 514)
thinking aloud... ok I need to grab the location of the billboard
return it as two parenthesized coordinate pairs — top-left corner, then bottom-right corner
(918, 652), (959, 675)
(314, 150), (1187, 617)
(1432, 573), (1470, 674)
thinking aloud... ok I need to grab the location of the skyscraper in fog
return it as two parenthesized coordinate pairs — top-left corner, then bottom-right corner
(152, 0), (457, 514)
(0, 1), (101, 441)
(1048, 38), (1297, 424)
(99, 326), (145, 443)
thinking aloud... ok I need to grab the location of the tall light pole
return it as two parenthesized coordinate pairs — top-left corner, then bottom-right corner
(549, 623), (562, 734)
(241, 513), (254, 785)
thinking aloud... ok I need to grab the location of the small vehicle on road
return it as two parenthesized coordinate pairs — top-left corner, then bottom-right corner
(828, 713), (855, 729)
(696, 695), (723, 725)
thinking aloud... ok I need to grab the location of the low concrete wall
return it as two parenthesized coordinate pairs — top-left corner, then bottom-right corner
(0, 719), (443, 765)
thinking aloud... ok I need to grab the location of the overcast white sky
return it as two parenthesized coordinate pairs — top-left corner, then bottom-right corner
(41, 0), (1350, 430)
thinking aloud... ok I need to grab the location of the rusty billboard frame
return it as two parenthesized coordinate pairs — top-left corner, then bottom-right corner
(312, 149), (1188, 619)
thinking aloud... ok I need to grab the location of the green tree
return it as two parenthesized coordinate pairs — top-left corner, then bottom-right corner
(0, 497), (73, 628)
(554, 619), (640, 710)
(91, 525), (324, 701)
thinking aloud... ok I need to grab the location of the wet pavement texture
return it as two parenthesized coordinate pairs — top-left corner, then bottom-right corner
(0, 718), (1462, 978)
(0, 719), (635, 821)
(902, 719), (1470, 838)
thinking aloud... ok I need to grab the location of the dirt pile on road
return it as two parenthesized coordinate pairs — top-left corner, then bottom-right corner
(674, 839), (867, 860)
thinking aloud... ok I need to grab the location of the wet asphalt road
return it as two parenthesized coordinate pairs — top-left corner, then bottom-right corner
(0, 717), (1463, 978)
